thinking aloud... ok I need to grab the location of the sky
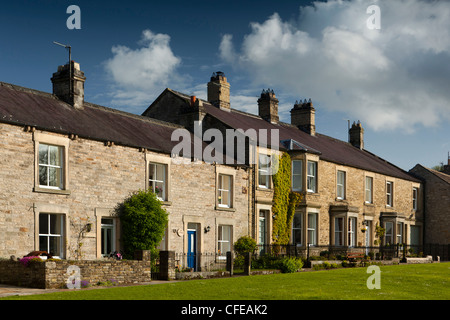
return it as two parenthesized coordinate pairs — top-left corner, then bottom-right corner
(0, 0), (449, 171)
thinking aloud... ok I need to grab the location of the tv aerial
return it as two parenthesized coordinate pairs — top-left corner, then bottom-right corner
(53, 41), (73, 96)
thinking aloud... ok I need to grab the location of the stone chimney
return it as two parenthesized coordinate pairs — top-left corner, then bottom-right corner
(179, 95), (206, 133)
(443, 153), (450, 174)
(51, 61), (86, 109)
(349, 121), (364, 149)
(207, 71), (230, 111)
(258, 89), (279, 123)
(290, 99), (316, 135)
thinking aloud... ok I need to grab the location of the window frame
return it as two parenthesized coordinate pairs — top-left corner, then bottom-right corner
(292, 160), (303, 192)
(215, 166), (236, 211)
(365, 176), (373, 204)
(258, 210), (269, 246)
(38, 144), (64, 190)
(292, 213), (303, 246)
(336, 170), (346, 200)
(33, 132), (70, 195)
(386, 181), (394, 207)
(396, 222), (403, 244)
(217, 225), (232, 259)
(258, 153), (272, 189)
(348, 217), (356, 247)
(218, 174), (232, 208)
(385, 221), (394, 245)
(149, 162), (168, 201)
(307, 161), (317, 193)
(412, 187), (418, 211)
(101, 218), (116, 257)
(334, 217), (344, 247)
(38, 213), (66, 258)
(145, 153), (171, 204)
(307, 212), (318, 246)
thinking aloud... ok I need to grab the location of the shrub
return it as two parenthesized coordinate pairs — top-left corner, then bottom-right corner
(278, 257), (303, 273)
(234, 236), (257, 256)
(252, 254), (280, 270)
(116, 190), (168, 260)
(19, 256), (42, 267)
(233, 255), (245, 268)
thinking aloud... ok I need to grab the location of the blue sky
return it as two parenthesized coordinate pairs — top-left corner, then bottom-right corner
(1, 0), (449, 171)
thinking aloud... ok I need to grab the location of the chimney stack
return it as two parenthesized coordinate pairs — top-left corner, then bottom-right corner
(443, 152), (450, 174)
(349, 121), (364, 149)
(258, 89), (279, 124)
(51, 61), (86, 109)
(290, 99), (316, 135)
(207, 71), (230, 111)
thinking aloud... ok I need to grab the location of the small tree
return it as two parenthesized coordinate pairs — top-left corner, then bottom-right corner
(116, 190), (168, 260)
(234, 236), (258, 256)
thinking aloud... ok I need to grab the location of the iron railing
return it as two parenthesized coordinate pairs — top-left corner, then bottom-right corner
(253, 243), (449, 261)
(173, 252), (228, 272)
(151, 243), (449, 279)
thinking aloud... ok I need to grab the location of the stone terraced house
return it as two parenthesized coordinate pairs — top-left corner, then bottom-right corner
(143, 72), (425, 256)
(410, 163), (450, 246)
(0, 62), (251, 271)
(0, 62), (428, 269)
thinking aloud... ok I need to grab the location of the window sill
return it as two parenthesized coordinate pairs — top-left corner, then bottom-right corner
(257, 186), (272, 191)
(215, 206), (236, 212)
(160, 200), (172, 206)
(33, 186), (71, 195)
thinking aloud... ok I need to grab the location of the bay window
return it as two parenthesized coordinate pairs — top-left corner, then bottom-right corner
(292, 213), (303, 246)
(307, 212), (317, 245)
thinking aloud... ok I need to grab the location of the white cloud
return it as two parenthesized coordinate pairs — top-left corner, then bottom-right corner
(219, 0), (450, 132)
(104, 30), (181, 108)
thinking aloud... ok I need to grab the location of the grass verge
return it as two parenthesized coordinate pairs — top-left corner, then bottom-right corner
(2, 262), (449, 300)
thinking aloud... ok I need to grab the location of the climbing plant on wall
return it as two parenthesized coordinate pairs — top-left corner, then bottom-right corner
(271, 153), (302, 245)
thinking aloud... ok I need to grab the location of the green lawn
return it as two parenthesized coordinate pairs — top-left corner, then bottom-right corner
(2, 262), (449, 300)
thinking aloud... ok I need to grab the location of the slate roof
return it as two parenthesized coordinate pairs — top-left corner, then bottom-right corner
(410, 164), (450, 185)
(160, 89), (420, 182)
(0, 81), (191, 155)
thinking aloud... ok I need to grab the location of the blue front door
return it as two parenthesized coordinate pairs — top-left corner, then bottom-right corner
(187, 230), (197, 270)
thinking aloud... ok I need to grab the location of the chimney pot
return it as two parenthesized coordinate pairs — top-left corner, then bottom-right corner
(190, 95), (196, 106)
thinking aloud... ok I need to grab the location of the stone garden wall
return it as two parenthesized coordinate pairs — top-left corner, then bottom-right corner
(0, 259), (151, 289)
